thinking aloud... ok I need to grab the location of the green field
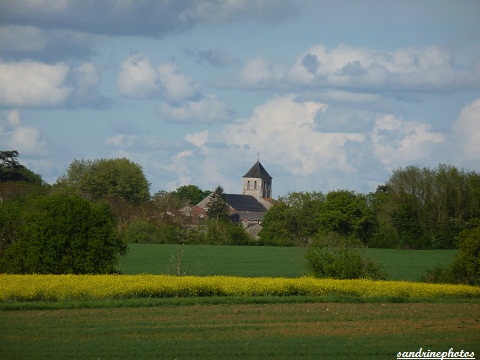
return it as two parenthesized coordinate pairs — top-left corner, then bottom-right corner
(118, 244), (456, 281)
(1, 302), (478, 359)
(2, 245), (473, 360)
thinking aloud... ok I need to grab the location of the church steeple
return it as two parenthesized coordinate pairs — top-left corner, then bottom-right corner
(242, 160), (272, 200)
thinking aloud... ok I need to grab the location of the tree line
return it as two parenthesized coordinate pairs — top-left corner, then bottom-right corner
(0, 152), (251, 274)
(260, 164), (480, 250)
(0, 151), (479, 283)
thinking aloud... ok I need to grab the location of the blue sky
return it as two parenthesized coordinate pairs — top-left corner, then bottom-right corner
(1, 0), (479, 197)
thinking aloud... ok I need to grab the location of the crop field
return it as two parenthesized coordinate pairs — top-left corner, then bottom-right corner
(2, 274), (479, 302)
(117, 244), (457, 281)
(1, 245), (476, 360)
(1, 303), (479, 359)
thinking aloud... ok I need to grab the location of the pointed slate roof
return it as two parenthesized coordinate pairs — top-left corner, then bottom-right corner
(224, 194), (267, 212)
(243, 161), (272, 180)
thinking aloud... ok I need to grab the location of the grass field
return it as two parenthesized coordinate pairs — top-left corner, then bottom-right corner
(1, 302), (478, 359)
(117, 244), (457, 281)
(2, 245), (473, 360)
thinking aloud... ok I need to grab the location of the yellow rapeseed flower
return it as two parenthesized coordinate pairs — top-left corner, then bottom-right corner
(0, 274), (478, 302)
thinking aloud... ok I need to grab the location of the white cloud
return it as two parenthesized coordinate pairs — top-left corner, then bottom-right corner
(165, 150), (194, 189)
(203, 95), (364, 177)
(70, 62), (100, 95)
(117, 54), (160, 98)
(177, 95), (370, 193)
(452, 98), (480, 163)
(156, 63), (198, 102)
(0, 1), (301, 37)
(370, 114), (445, 169)
(0, 61), (72, 107)
(0, 109), (75, 184)
(160, 94), (232, 123)
(118, 55), (198, 100)
(236, 44), (480, 93)
(178, 95), (460, 194)
(0, 109), (48, 156)
(118, 53), (231, 123)
(185, 47), (240, 68)
(239, 57), (286, 87)
(0, 25), (95, 61)
(67, 62), (106, 107)
(0, 60), (105, 108)
(184, 130), (209, 148)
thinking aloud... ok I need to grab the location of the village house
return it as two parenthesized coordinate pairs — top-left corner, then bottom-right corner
(195, 160), (275, 237)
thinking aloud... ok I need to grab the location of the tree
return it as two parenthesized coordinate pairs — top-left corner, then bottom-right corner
(305, 234), (385, 280)
(379, 164), (480, 249)
(0, 198), (24, 259)
(0, 150), (43, 185)
(421, 226), (480, 285)
(0, 193), (127, 274)
(205, 186), (230, 221)
(391, 198), (425, 249)
(174, 185), (210, 205)
(317, 190), (376, 243)
(259, 202), (298, 245)
(259, 192), (325, 246)
(205, 219), (253, 245)
(57, 158), (150, 202)
(449, 226), (480, 285)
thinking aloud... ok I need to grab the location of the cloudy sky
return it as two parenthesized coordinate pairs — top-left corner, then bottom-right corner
(1, 0), (479, 197)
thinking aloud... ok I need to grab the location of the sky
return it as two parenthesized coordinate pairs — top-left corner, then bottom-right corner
(1, 0), (479, 198)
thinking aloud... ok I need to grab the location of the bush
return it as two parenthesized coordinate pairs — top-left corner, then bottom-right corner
(205, 220), (255, 245)
(419, 265), (453, 284)
(423, 226), (480, 285)
(451, 226), (480, 285)
(305, 246), (385, 280)
(123, 221), (167, 243)
(0, 193), (127, 274)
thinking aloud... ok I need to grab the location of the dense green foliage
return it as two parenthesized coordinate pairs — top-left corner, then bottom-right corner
(0, 193), (127, 274)
(305, 247), (385, 280)
(374, 164), (480, 249)
(260, 190), (375, 246)
(259, 192), (323, 246)
(304, 231), (385, 280)
(318, 190), (376, 241)
(205, 186), (230, 221)
(0, 150), (44, 185)
(0, 199), (24, 259)
(173, 184), (210, 204)
(260, 164), (480, 251)
(451, 226), (480, 285)
(422, 226), (480, 285)
(0, 151), (47, 202)
(123, 220), (254, 246)
(1, 154), (478, 285)
(57, 158), (150, 202)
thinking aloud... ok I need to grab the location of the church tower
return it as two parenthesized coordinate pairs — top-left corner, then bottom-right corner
(242, 160), (272, 200)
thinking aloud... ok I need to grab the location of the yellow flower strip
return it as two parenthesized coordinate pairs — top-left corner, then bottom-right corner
(1, 275), (479, 302)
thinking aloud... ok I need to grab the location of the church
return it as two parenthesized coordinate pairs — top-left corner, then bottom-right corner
(196, 160), (275, 233)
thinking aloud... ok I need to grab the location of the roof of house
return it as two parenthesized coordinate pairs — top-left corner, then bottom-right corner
(224, 194), (268, 213)
(243, 160), (272, 180)
(197, 193), (268, 213)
